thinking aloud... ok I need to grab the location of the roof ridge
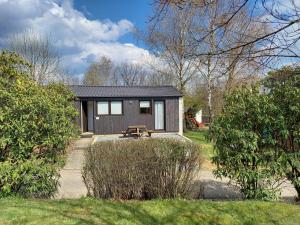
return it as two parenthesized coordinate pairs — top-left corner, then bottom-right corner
(70, 85), (176, 88)
(70, 85), (183, 97)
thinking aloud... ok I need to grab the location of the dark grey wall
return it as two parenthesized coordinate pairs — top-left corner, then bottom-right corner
(123, 99), (154, 130)
(165, 98), (179, 132)
(78, 97), (179, 134)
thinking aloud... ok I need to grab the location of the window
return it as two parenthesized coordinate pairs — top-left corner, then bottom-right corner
(97, 101), (109, 115)
(111, 101), (122, 115)
(97, 101), (123, 115)
(140, 100), (151, 114)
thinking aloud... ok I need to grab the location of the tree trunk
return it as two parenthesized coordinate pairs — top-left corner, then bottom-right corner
(295, 184), (300, 201)
(207, 54), (213, 127)
(207, 14), (215, 128)
(208, 78), (213, 125)
(286, 167), (300, 201)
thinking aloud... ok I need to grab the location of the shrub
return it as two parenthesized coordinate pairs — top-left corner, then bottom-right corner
(212, 86), (282, 200)
(0, 50), (78, 198)
(0, 158), (59, 198)
(0, 50), (78, 162)
(212, 68), (300, 201)
(83, 139), (203, 200)
(264, 69), (300, 200)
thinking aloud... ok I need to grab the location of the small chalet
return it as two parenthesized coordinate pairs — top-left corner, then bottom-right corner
(71, 86), (184, 135)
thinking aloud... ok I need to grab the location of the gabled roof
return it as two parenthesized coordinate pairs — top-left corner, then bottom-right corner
(70, 85), (183, 98)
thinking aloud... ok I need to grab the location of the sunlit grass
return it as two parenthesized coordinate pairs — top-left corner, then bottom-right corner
(0, 198), (299, 225)
(184, 129), (214, 169)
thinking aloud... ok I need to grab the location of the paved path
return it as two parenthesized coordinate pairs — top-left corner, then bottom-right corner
(55, 134), (298, 201)
(191, 170), (242, 199)
(191, 170), (297, 201)
(55, 138), (91, 199)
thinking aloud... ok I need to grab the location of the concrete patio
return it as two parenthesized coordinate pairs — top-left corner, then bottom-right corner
(93, 132), (186, 143)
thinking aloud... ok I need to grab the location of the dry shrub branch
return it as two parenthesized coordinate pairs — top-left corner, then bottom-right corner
(83, 138), (203, 200)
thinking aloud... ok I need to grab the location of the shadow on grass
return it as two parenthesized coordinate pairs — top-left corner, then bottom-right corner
(2, 197), (300, 225)
(4, 198), (238, 225)
(5, 198), (161, 225)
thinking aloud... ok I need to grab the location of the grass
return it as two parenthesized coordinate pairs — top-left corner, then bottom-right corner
(0, 197), (299, 225)
(184, 130), (213, 158)
(184, 129), (214, 169)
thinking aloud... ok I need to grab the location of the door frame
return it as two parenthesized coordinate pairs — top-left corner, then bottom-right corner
(154, 100), (165, 131)
(81, 101), (88, 132)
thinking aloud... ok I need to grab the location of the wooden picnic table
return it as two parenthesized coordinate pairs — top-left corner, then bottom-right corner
(128, 125), (147, 130)
(122, 125), (153, 137)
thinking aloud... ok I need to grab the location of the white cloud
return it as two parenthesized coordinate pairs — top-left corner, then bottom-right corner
(0, 0), (153, 76)
(63, 42), (154, 72)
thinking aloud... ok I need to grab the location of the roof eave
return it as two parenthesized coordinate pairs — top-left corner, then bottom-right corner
(75, 95), (183, 98)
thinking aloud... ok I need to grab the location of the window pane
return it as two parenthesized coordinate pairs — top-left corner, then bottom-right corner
(140, 101), (150, 108)
(111, 101), (122, 115)
(97, 101), (109, 115)
(140, 100), (151, 114)
(140, 107), (151, 114)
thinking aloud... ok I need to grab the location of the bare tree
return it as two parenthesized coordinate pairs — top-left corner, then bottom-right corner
(153, 0), (300, 62)
(143, 5), (200, 93)
(146, 70), (174, 86)
(83, 57), (155, 86)
(190, 0), (266, 123)
(147, 0), (271, 124)
(83, 56), (112, 85)
(111, 62), (147, 86)
(145, 2), (250, 123)
(9, 30), (61, 84)
(59, 68), (82, 85)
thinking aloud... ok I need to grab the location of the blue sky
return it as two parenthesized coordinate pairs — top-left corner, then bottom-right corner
(0, 0), (154, 78)
(0, 0), (298, 78)
(74, 0), (153, 45)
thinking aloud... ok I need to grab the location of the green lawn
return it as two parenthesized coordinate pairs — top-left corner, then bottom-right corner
(0, 198), (299, 225)
(184, 130), (213, 158)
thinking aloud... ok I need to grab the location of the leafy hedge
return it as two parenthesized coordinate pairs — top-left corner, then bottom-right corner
(0, 50), (78, 197)
(212, 71), (300, 200)
(212, 86), (281, 200)
(0, 51), (78, 161)
(0, 158), (59, 198)
(83, 139), (203, 200)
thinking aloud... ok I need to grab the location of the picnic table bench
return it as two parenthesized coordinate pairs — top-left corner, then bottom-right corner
(122, 125), (153, 137)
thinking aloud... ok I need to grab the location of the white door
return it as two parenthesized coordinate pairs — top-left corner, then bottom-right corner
(155, 101), (164, 130)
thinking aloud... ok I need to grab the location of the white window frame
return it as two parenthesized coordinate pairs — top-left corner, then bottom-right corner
(140, 100), (151, 114)
(110, 101), (123, 115)
(97, 101), (109, 115)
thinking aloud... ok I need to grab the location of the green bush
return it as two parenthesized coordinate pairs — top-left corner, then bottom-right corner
(212, 86), (282, 200)
(0, 50), (78, 198)
(0, 50), (78, 162)
(264, 69), (300, 200)
(83, 139), (203, 200)
(212, 68), (300, 201)
(0, 158), (59, 198)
